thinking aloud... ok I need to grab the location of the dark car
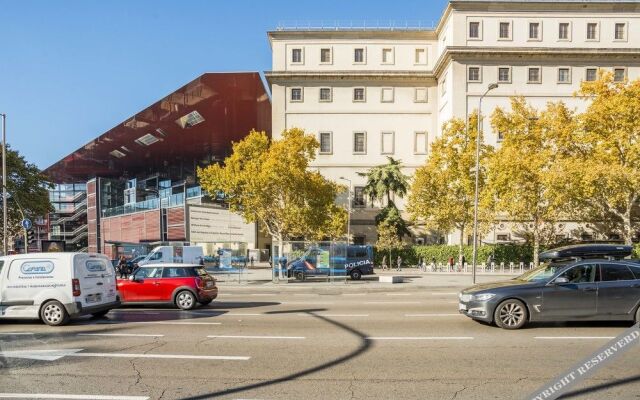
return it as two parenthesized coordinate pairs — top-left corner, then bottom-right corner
(458, 244), (640, 329)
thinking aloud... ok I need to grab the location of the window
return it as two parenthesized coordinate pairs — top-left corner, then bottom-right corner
(135, 267), (163, 279)
(381, 131), (394, 154)
(558, 68), (571, 84)
(614, 68), (626, 82)
(353, 132), (366, 154)
(291, 48), (303, 64)
(319, 87), (332, 102)
(586, 22), (598, 40)
(528, 67), (541, 83)
(497, 131), (505, 142)
(381, 87), (394, 103)
(601, 264), (635, 281)
(320, 48), (332, 63)
(615, 23), (626, 40)
(414, 87), (428, 103)
(353, 187), (366, 207)
(415, 48), (427, 64)
(352, 236), (366, 246)
(496, 234), (509, 241)
(468, 66), (481, 82)
(499, 22), (511, 39)
(414, 131), (427, 154)
(319, 132), (332, 154)
(559, 264), (598, 283)
(354, 48), (365, 63)
(353, 87), (366, 102)
(529, 22), (541, 40)
(163, 267), (189, 278)
(585, 68), (598, 82)
(290, 87), (303, 102)
(558, 22), (570, 40)
(469, 21), (480, 39)
(628, 265), (640, 279)
(498, 67), (511, 83)
(382, 48), (394, 64)
(441, 74), (447, 96)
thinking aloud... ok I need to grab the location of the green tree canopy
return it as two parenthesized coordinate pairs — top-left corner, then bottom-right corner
(0, 145), (53, 250)
(407, 112), (492, 256)
(197, 129), (347, 253)
(358, 156), (409, 205)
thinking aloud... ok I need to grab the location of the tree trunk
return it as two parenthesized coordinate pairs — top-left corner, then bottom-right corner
(458, 225), (465, 259)
(623, 206), (633, 246)
(533, 228), (540, 268)
(277, 235), (284, 279)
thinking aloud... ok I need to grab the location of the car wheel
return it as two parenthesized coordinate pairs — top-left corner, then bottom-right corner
(40, 300), (70, 326)
(175, 290), (196, 310)
(295, 271), (305, 281)
(494, 299), (528, 330)
(199, 299), (213, 306)
(635, 306), (640, 325)
(350, 270), (362, 281)
(91, 310), (110, 318)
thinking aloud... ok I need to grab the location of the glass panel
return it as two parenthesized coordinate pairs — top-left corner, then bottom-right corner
(559, 264), (598, 283)
(601, 264), (635, 281)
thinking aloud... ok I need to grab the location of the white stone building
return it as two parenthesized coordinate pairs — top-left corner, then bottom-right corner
(265, 0), (640, 246)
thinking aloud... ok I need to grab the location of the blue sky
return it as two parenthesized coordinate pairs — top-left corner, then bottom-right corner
(0, 0), (449, 170)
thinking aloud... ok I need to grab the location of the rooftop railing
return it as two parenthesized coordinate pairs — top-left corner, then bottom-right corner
(275, 20), (436, 31)
(101, 186), (204, 218)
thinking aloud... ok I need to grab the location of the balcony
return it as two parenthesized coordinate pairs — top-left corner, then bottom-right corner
(101, 186), (204, 218)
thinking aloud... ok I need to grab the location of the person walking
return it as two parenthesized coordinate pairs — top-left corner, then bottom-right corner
(381, 255), (387, 270)
(117, 255), (128, 279)
(396, 255), (402, 272)
(448, 256), (454, 272)
(431, 257), (437, 272)
(461, 254), (466, 272)
(250, 255), (255, 269)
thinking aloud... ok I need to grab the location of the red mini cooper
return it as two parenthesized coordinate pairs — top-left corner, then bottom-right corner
(117, 264), (218, 310)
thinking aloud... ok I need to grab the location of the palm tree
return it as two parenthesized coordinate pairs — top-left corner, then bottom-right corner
(358, 156), (410, 206)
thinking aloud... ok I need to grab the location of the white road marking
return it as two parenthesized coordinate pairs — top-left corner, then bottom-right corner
(364, 301), (421, 304)
(77, 333), (164, 338)
(0, 394), (149, 400)
(386, 293), (411, 296)
(404, 314), (461, 317)
(250, 294), (276, 296)
(0, 349), (249, 361)
(342, 293), (366, 296)
(534, 336), (616, 340)
(141, 321), (222, 325)
(367, 336), (474, 340)
(431, 292), (459, 295)
(280, 301), (335, 305)
(0, 332), (34, 336)
(225, 313), (264, 316)
(316, 314), (369, 317)
(207, 335), (305, 340)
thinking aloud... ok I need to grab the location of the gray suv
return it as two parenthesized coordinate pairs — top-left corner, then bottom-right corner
(458, 244), (640, 329)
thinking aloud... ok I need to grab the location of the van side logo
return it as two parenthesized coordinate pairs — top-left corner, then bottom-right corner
(21, 261), (55, 274)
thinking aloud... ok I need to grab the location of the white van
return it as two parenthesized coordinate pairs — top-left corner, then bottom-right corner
(0, 252), (119, 326)
(137, 246), (204, 266)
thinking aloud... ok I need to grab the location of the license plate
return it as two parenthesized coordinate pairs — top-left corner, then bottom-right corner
(86, 294), (102, 304)
(205, 281), (213, 288)
(458, 303), (467, 311)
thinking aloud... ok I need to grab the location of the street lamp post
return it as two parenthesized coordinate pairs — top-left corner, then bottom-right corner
(339, 177), (351, 244)
(1, 114), (6, 255)
(472, 83), (498, 284)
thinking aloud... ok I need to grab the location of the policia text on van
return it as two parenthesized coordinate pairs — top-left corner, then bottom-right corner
(0, 253), (120, 326)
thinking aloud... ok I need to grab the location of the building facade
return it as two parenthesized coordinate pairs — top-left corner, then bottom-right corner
(266, 0), (640, 245)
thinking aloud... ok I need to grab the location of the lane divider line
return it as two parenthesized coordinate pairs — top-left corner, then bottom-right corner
(404, 314), (461, 317)
(0, 394), (149, 400)
(77, 333), (164, 338)
(207, 335), (305, 340)
(367, 336), (474, 340)
(534, 336), (616, 340)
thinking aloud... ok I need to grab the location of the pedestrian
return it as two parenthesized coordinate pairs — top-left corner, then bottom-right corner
(396, 255), (402, 272)
(381, 255), (387, 270)
(420, 257), (427, 272)
(461, 254), (466, 271)
(448, 256), (454, 272)
(431, 257), (436, 272)
(117, 255), (127, 279)
(486, 254), (493, 267)
(250, 255), (255, 268)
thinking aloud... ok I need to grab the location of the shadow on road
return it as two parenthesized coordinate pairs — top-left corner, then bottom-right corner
(559, 374), (640, 399)
(182, 307), (373, 399)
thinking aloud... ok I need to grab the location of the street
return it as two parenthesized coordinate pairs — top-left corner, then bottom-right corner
(0, 277), (638, 400)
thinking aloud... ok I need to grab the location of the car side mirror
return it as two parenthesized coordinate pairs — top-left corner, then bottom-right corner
(554, 277), (569, 285)
(129, 275), (136, 282)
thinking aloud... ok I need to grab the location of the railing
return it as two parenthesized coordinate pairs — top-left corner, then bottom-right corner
(276, 20), (436, 31)
(67, 231), (88, 244)
(412, 262), (535, 274)
(52, 200), (87, 225)
(102, 186), (205, 218)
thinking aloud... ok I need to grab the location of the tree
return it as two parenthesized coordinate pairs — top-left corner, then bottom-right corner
(486, 97), (576, 266)
(358, 156), (409, 206)
(197, 129), (347, 275)
(552, 71), (640, 245)
(375, 219), (404, 266)
(407, 112), (492, 257)
(0, 145), (53, 249)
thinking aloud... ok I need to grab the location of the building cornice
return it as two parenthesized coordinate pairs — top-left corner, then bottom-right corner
(449, 1), (640, 13)
(265, 70), (436, 85)
(267, 30), (437, 44)
(433, 46), (640, 76)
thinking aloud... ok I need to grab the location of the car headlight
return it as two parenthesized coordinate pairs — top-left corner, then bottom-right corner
(459, 293), (473, 302)
(473, 293), (496, 301)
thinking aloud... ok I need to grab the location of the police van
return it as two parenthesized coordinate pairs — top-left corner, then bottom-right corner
(286, 245), (374, 280)
(0, 253), (119, 326)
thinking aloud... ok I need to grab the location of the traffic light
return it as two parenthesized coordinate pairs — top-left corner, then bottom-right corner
(26, 229), (36, 244)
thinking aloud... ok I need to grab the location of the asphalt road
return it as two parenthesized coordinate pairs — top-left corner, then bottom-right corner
(0, 283), (638, 400)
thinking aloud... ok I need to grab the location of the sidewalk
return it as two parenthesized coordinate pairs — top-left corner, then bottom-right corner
(212, 267), (519, 290)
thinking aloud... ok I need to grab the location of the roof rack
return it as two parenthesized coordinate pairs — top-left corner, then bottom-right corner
(539, 243), (633, 262)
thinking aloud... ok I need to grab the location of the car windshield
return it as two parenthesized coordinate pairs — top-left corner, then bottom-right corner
(516, 263), (564, 282)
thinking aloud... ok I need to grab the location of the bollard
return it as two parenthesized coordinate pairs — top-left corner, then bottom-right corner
(491, 262), (495, 273)
(509, 262), (514, 274)
(500, 262), (505, 274)
(519, 262), (524, 274)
